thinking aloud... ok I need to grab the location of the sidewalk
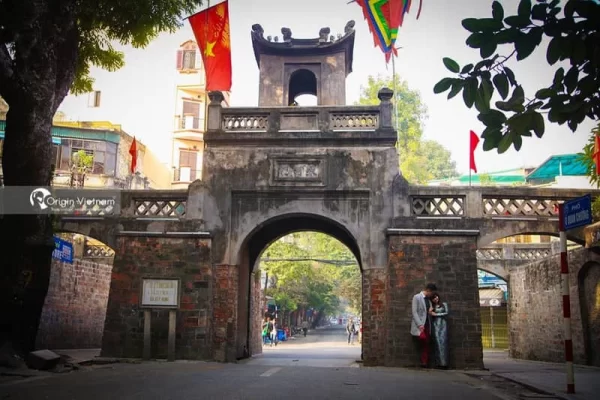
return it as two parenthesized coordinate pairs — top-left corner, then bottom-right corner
(483, 350), (600, 400)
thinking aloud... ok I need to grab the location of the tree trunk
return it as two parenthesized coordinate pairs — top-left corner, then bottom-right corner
(0, 102), (56, 356)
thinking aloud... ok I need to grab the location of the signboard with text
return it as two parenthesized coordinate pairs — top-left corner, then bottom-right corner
(141, 278), (180, 308)
(52, 236), (73, 264)
(563, 195), (592, 231)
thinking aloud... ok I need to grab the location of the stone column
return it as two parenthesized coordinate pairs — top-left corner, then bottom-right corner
(207, 91), (224, 131)
(378, 88), (394, 130)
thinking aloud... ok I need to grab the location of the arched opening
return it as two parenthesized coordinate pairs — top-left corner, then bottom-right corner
(578, 261), (600, 366)
(288, 69), (318, 106)
(237, 214), (363, 365)
(36, 232), (115, 354)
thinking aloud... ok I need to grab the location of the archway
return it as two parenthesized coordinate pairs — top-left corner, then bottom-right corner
(288, 69), (318, 106)
(578, 261), (600, 366)
(36, 232), (115, 351)
(236, 214), (363, 361)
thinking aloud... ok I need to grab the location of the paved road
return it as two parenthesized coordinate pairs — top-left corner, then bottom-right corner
(0, 326), (509, 400)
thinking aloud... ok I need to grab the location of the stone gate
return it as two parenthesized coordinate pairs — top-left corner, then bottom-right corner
(55, 21), (600, 368)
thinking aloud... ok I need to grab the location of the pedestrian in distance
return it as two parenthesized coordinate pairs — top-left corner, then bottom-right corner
(301, 320), (308, 337)
(270, 318), (278, 347)
(346, 318), (356, 345)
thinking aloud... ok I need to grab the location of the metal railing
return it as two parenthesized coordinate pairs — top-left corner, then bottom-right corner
(173, 167), (201, 182)
(175, 115), (203, 130)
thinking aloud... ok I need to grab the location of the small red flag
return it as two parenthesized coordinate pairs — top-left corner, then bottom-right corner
(593, 134), (600, 175)
(129, 137), (137, 174)
(188, 1), (232, 91)
(470, 130), (480, 173)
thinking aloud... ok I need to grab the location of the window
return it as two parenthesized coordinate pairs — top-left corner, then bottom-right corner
(178, 150), (198, 181)
(181, 101), (202, 129)
(88, 91), (101, 107)
(183, 50), (196, 69)
(58, 138), (117, 175)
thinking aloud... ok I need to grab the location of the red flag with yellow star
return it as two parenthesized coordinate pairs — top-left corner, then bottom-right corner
(188, 1), (232, 91)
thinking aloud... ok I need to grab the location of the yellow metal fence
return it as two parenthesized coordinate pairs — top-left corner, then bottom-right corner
(480, 306), (509, 349)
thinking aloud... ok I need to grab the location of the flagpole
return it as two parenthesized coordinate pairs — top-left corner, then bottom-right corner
(469, 134), (472, 187)
(391, 51), (400, 151)
(203, 0), (211, 145)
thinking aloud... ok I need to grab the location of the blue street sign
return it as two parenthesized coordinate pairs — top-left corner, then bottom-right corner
(52, 236), (74, 264)
(563, 194), (592, 231)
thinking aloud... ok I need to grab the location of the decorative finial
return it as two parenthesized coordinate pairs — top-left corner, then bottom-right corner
(274, 36), (279, 42)
(281, 27), (292, 42)
(267, 35), (272, 41)
(337, 33), (342, 40)
(329, 35), (335, 42)
(318, 27), (330, 43)
(344, 20), (355, 35)
(251, 24), (264, 38)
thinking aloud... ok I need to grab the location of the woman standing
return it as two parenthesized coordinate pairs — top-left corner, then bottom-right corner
(429, 294), (449, 368)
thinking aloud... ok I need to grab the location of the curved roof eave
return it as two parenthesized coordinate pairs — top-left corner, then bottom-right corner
(250, 28), (355, 75)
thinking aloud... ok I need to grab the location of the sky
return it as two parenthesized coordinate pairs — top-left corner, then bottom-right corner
(58, 0), (596, 174)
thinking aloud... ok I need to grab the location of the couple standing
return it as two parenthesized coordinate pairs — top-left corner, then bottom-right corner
(411, 283), (449, 369)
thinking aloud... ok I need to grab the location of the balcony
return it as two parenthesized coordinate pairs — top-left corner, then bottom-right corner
(173, 167), (201, 183)
(173, 115), (205, 141)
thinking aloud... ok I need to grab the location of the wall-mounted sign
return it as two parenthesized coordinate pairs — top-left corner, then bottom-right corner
(141, 278), (180, 308)
(52, 236), (73, 264)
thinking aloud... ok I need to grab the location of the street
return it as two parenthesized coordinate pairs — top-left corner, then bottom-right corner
(1, 325), (514, 400)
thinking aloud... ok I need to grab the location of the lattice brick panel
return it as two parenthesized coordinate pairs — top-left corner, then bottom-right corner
(134, 199), (186, 217)
(476, 249), (502, 260)
(482, 197), (560, 217)
(411, 196), (464, 216)
(222, 115), (268, 130)
(330, 113), (379, 129)
(514, 249), (551, 260)
(84, 245), (115, 258)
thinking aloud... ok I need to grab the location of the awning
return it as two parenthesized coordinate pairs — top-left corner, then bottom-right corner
(479, 288), (506, 307)
(0, 132), (61, 145)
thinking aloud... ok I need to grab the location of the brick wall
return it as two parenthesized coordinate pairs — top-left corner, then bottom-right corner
(101, 236), (215, 360)
(508, 247), (600, 366)
(37, 258), (112, 349)
(249, 270), (263, 356)
(383, 235), (483, 369)
(362, 267), (387, 366)
(213, 264), (238, 362)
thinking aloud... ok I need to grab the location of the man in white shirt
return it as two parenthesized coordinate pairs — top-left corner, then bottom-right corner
(411, 283), (437, 368)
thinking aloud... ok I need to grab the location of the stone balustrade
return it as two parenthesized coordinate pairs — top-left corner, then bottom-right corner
(476, 243), (554, 261)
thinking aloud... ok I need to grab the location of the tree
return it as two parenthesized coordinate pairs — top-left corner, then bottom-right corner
(69, 150), (94, 188)
(433, 0), (600, 154)
(358, 74), (458, 183)
(0, 0), (204, 359)
(478, 173), (495, 186)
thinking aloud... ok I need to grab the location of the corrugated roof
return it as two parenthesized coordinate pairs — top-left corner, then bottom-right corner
(0, 120), (120, 144)
(527, 154), (587, 180)
(479, 288), (505, 300)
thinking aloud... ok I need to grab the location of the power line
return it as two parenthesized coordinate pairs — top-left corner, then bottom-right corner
(260, 258), (358, 266)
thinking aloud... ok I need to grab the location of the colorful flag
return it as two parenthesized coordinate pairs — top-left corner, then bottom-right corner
(352, 0), (423, 62)
(470, 130), (480, 173)
(188, 1), (232, 91)
(594, 134), (600, 175)
(129, 138), (137, 174)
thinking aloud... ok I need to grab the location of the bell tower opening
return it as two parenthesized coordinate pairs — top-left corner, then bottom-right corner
(288, 69), (318, 106)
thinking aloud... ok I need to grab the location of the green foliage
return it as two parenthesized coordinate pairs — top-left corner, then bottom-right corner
(577, 121), (600, 188)
(260, 232), (361, 316)
(478, 173), (495, 186)
(71, 150), (94, 173)
(434, 0), (600, 154)
(358, 75), (458, 183)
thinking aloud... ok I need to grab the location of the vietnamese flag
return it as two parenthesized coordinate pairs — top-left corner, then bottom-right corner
(188, 1), (232, 91)
(594, 134), (600, 175)
(129, 137), (137, 174)
(470, 130), (480, 173)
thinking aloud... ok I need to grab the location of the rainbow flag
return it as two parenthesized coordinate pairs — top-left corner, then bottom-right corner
(352, 0), (423, 62)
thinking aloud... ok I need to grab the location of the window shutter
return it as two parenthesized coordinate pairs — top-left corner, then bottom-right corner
(176, 50), (183, 70)
(182, 101), (201, 118)
(194, 50), (202, 69)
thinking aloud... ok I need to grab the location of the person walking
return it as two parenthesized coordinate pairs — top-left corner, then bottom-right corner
(346, 318), (356, 345)
(301, 320), (308, 337)
(262, 317), (269, 345)
(270, 318), (278, 347)
(411, 283), (437, 368)
(429, 294), (449, 368)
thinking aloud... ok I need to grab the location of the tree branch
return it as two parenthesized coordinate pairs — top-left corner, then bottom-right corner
(0, 42), (16, 102)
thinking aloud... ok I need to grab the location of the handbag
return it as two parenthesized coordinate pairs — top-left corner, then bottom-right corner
(418, 329), (427, 340)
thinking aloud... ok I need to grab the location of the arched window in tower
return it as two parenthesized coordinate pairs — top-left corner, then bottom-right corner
(288, 69), (318, 106)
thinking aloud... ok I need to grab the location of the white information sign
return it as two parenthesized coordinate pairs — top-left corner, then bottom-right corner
(141, 279), (179, 308)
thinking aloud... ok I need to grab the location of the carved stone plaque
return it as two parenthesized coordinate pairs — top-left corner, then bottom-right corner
(270, 157), (325, 186)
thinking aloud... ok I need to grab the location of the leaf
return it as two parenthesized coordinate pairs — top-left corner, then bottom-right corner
(492, 1), (504, 21)
(508, 113), (533, 135)
(495, 28), (520, 44)
(504, 15), (530, 28)
(553, 67), (565, 88)
(442, 57), (460, 73)
(493, 74), (509, 99)
(462, 18), (483, 33)
(483, 137), (501, 151)
(531, 112), (545, 138)
(546, 36), (563, 65)
(504, 67), (517, 85)
(498, 133), (513, 154)
(573, 0), (600, 19)
(434, 78), (454, 94)
(531, 3), (547, 21)
(571, 38), (587, 65)
(508, 85), (525, 105)
(474, 88), (490, 113)
(481, 77), (494, 104)
(466, 33), (484, 48)
(478, 110), (507, 127)
(518, 0), (532, 19)
(474, 59), (494, 71)
(480, 40), (497, 58)
(564, 66), (580, 94)
(463, 78), (477, 108)
(513, 134), (523, 151)
(535, 88), (554, 99)
(481, 126), (502, 140)
(515, 27), (543, 61)
(447, 82), (464, 99)
(461, 64), (474, 74)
